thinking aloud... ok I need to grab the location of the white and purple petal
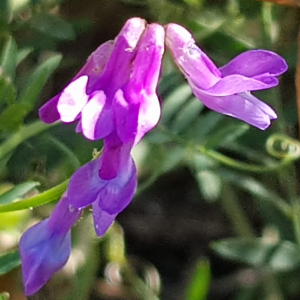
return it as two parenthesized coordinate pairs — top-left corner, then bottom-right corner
(57, 76), (89, 123)
(81, 91), (114, 140)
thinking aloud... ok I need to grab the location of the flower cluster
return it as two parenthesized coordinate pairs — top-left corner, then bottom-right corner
(19, 17), (287, 295)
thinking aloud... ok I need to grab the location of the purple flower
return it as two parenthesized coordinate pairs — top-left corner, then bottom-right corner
(19, 196), (81, 295)
(67, 132), (137, 232)
(40, 19), (164, 144)
(165, 23), (288, 130)
(113, 23), (164, 146)
(40, 17), (147, 140)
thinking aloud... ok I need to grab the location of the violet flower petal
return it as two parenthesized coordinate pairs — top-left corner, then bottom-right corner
(165, 23), (286, 129)
(39, 41), (114, 124)
(68, 134), (136, 213)
(220, 50), (288, 77)
(114, 23), (164, 145)
(19, 196), (81, 295)
(81, 91), (114, 140)
(39, 95), (60, 124)
(95, 134), (137, 214)
(165, 24), (221, 88)
(92, 203), (118, 236)
(67, 158), (107, 208)
(193, 89), (277, 129)
(96, 18), (146, 93)
(97, 154), (137, 215)
(193, 74), (278, 96)
(80, 41), (114, 80)
(20, 220), (71, 295)
(99, 133), (124, 180)
(79, 17), (147, 140)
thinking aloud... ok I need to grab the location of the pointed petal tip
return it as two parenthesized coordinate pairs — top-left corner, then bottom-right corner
(19, 220), (71, 296)
(164, 23), (193, 50)
(39, 95), (60, 124)
(118, 17), (147, 49)
(92, 203), (117, 237)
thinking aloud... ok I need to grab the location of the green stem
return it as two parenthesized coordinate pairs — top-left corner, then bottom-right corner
(0, 179), (68, 212)
(0, 120), (57, 160)
(198, 146), (294, 173)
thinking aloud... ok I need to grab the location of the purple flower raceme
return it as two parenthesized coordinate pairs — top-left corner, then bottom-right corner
(20, 18), (165, 296)
(165, 23), (288, 130)
(19, 17), (288, 297)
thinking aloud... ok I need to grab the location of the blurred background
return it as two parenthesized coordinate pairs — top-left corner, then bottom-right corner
(0, 0), (300, 299)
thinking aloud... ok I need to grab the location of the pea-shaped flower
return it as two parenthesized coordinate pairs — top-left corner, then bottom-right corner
(165, 23), (288, 130)
(67, 133), (137, 235)
(19, 196), (81, 295)
(39, 17), (147, 140)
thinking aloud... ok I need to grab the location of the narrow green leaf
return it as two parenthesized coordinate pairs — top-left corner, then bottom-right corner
(30, 13), (75, 40)
(212, 238), (300, 271)
(18, 54), (62, 106)
(185, 258), (211, 300)
(0, 69), (16, 106)
(0, 250), (21, 276)
(0, 102), (32, 131)
(0, 37), (17, 79)
(0, 181), (40, 205)
(16, 48), (33, 66)
(194, 170), (221, 202)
